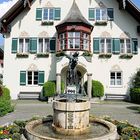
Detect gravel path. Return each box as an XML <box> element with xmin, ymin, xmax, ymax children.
<box><xmin>0</xmin><ymin>100</ymin><xmax>140</xmax><ymax>127</ymax></box>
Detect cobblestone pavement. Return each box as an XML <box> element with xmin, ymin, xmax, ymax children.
<box><xmin>0</xmin><ymin>100</ymin><xmax>140</xmax><ymax>127</ymax></box>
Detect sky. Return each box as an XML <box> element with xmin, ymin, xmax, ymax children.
<box><xmin>0</xmin><ymin>0</ymin><xmax>140</xmax><ymax>47</ymax></box>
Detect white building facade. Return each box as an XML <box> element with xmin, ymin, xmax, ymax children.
<box><xmin>0</xmin><ymin>0</ymin><xmax>140</xmax><ymax>99</ymax></box>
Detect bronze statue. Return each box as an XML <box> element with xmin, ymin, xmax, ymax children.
<box><xmin>65</xmin><ymin>52</ymin><xmax>79</xmax><ymax>85</ymax></box>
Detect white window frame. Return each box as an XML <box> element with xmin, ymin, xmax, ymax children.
<box><xmin>83</xmin><ymin>33</ymin><xmax>90</xmax><ymax>50</ymax></box>
<box><xmin>120</xmin><ymin>38</ymin><xmax>132</xmax><ymax>54</ymax></box>
<box><xmin>110</xmin><ymin>71</ymin><xmax>122</xmax><ymax>86</ymax></box>
<box><xmin>42</xmin><ymin>8</ymin><xmax>54</xmax><ymax>21</ymax></box>
<box><xmin>100</xmin><ymin>38</ymin><xmax>112</xmax><ymax>54</ymax></box>
<box><xmin>95</xmin><ymin>8</ymin><xmax>107</xmax><ymax>22</ymax></box>
<box><xmin>37</xmin><ymin>38</ymin><xmax>50</xmax><ymax>53</ymax></box>
<box><xmin>60</xmin><ymin>33</ymin><xmax>66</xmax><ymax>50</ymax></box>
<box><xmin>27</xmin><ymin>71</ymin><xmax>39</xmax><ymax>86</ymax></box>
<box><xmin>68</xmin><ymin>32</ymin><xmax>80</xmax><ymax>49</ymax></box>
<box><xmin>18</xmin><ymin>38</ymin><xmax>29</xmax><ymax>54</ymax></box>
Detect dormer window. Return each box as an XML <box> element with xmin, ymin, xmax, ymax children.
<box><xmin>89</xmin><ymin>8</ymin><xmax>114</xmax><ymax>22</ymax></box>
<box><xmin>36</xmin><ymin>8</ymin><xmax>61</xmax><ymax>22</ymax></box>
<box><xmin>43</xmin><ymin>8</ymin><xmax>54</xmax><ymax>21</ymax></box>
<box><xmin>96</xmin><ymin>8</ymin><xmax>107</xmax><ymax>21</ymax></box>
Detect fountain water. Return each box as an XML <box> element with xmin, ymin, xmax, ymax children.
<box><xmin>25</xmin><ymin>52</ymin><xmax>118</xmax><ymax>140</ymax></box>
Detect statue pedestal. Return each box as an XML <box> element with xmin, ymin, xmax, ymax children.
<box><xmin>66</xmin><ymin>85</ymin><xmax>77</xmax><ymax>94</ymax></box>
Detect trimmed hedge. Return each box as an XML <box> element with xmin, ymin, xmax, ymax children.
<box><xmin>43</xmin><ymin>81</ymin><xmax>65</xmax><ymax>97</ymax></box>
<box><xmin>130</xmin><ymin>88</ymin><xmax>140</xmax><ymax>103</ymax></box>
<box><xmin>84</xmin><ymin>80</ymin><xmax>104</xmax><ymax>97</ymax></box>
<box><xmin>0</xmin><ymin>86</ymin><xmax>13</xmax><ymax>117</ymax></box>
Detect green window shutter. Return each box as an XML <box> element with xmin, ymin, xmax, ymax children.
<box><xmin>30</xmin><ymin>38</ymin><xmax>37</xmax><ymax>53</ymax></box>
<box><xmin>112</xmin><ymin>38</ymin><xmax>120</xmax><ymax>54</ymax></box>
<box><xmin>132</xmin><ymin>38</ymin><xmax>138</xmax><ymax>54</ymax></box>
<box><xmin>20</xmin><ymin>71</ymin><xmax>26</xmax><ymax>85</ymax></box>
<box><xmin>89</xmin><ymin>8</ymin><xmax>95</xmax><ymax>20</ymax></box>
<box><xmin>54</xmin><ymin>8</ymin><xmax>61</xmax><ymax>20</ymax></box>
<box><xmin>12</xmin><ymin>38</ymin><xmax>18</xmax><ymax>53</ymax></box>
<box><xmin>38</xmin><ymin>71</ymin><xmax>44</xmax><ymax>85</ymax></box>
<box><xmin>36</xmin><ymin>8</ymin><xmax>42</xmax><ymax>20</ymax></box>
<box><xmin>107</xmin><ymin>8</ymin><xmax>114</xmax><ymax>21</ymax></box>
<box><xmin>93</xmin><ymin>38</ymin><xmax>100</xmax><ymax>53</ymax></box>
<box><xmin>50</xmin><ymin>38</ymin><xmax>56</xmax><ymax>52</ymax></box>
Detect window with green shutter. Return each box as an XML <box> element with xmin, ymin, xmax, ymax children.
<box><xmin>50</xmin><ymin>38</ymin><xmax>56</xmax><ymax>52</ymax></box>
<box><xmin>132</xmin><ymin>38</ymin><xmax>138</xmax><ymax>54</ymax></box>
<box><xmin>36</xmin><ymin>8</ymin><xmax>42</xmax><ymax>20</ymax></box>
<box><xmin>38</xmin><ymin>71</ymin><xmax>44</xmax><ymax>85</ymax></box>
<box><xmin>112</xmin><ymin>38</ymin><xmax>120</xmax><ymax>54</ymax></box>
<box><xmin>93</xmin><ymin>38</ymin><xmax>100</xmax><ymax>53</ymax></box>
<box><xmin>54</xmin><ymin>8</ymin><xmax>61</xmax><ymax>20</ymax></box>
<box><xmin>89</xmin><ymin>8</ymin><xmax>95</xmax><ymax>20</ymax></box>
<box><xmin>30</xmin><ymin>38</ymin><xmax>37</xmax><ymax>53</ymax></box>
<box><xmin>20</xmin><ymin>71</ymin><xmax>26</xmax><ymax>85</ymax></box>
<box><xmin>107</xmin><ymin>8</ymin><xmax>114</xmax><ymax>21</ymax></box>
<box><xmin>12</xmin><ymin>38</ymin><xmax>18</xmax><ymax>53</ymax></box>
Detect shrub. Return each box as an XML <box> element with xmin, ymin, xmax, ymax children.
<box><xmin>84</xmin><ymin>80</ymin><xmax>104</xmax><ymax>97</ymax></box>
<box><xmin>130</xmin><ymin>88</ymin><xmax>140</xmax><ymax>103</ymax></box>
<box><xmin>43</xmin><ymin>81</ymin><xmax>56</xmax><ymax>97</ymax></box>
<box><xmin>0</xmin><ymin>86</ymin><xmax>13</xmax><ymax>116</ymax></box>
<box><xmin>43</xmin><ymin>80</ymin><xmax>65</xmax><ymax>98</ymax></box>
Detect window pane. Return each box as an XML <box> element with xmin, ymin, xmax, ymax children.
<box><xmin>43</xmin><ymin>9</ymin><xmax>48</xmax><ymax>20</ymax></box>
<box><xmin>96</xmin><ymin>9</ymin><xmax>100</xmax><ymax>20</ymax></box>
<box><xmin>25</xmin><ymin>39</ymin><xmax>29</xmax><ymax>53</ymax></box>
<box><xmin>28</xmin><ymin>71</ymin><xmax>32</xmax><ymax>85</ymax></box>
<box><xmin>75</xmin><ymin>32</ymin><xmax>80</xmax><ymax>38</ymax></box>
<box><xmin>68</xmin><ymin>32</ymin><xmax>73</xmax><ymax>38</ymax></box>
<box><xmin>45</xmin><ymin>39</ymin><xmax>49</xmax><ymax>52</ymax></box>
<box><xmin>68</xmin><ymin>39</ymin><xmax>73</xmax><ymax>48</ymax></box>
<box><xmin>100</xmin><ymin>39</ymin><xmax>105</xmax><ymax>53</ymax></box>
<box><xmin>39</xmin><ymin>38</ymin><xmax>43</xmax><ymax>53</ymax></box>
<box><xmin>34</xmin><ymin>71</ymin><xmax>38</xmax><ymax>85</ymax></box>
<box><xmin>126</xmin><ymin>39</ymin><xmax>131</xmax><ymax>53</ymax></box>
<box><xmin>106</xmin><ymin>39</ymin><xmax>111</xmax><ymax>53</ymax></box>
<box><xmin>102</xmin><ymin>9</ymin><xmax>106</xmax><ymax>20</ymax></box>
<box><xmin>19</xmin><ymin>39</ymin><xmax>24</xmax><ymax>53</ymax></box>
<box><xmin>120</xmin><ymin>39</ymin><xmax>125</xmax><ymax>53</ymax></box>
<box><xmin>49</xmin><ymin>9</ymin><xmax>54</xmax><ymax>20</ymax></box>
<box><xmin>110</xmin><ymin>72</ymin><xmax>115</xmax><ymax>85</ymax></box>
<box><xmin>75</xmin><ymin>39</ymin><xmax>80</xmax><ymax>48</ymax></box>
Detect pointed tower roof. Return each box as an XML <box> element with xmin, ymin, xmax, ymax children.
<box><xmin>56</xmin><ymin>0</ymin><xmax>93</xmax><ymax>28</ymax></box>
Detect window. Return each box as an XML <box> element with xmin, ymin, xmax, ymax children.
<box><xmin>120</xmin><ymin>39</ymin><xmax>131</xmax><ymax>54</ymax></box>
<box><xmin>89</xmin><ymin>8</ymin><xmax>114</xmax><ymax>21</ymax></box>
<box><xmin>96</xmin><ymin>8</ymin><xmax>107</xmax><ymax>21</ymax></box>
<box><xmin>68</xmin><ymin>32</ymin><xmax>80</xmax><ymax>49</ymax></box>
<box><xmin>43</xmin><ymin>8</ymin><xmax>54</xmax><ymax>21</ymax></box>
<box><xmin>36</xmin><ymin>8</ymin><xmax>61</xmax><ymax>21</ymax></box>
<box><xmin>110</xmin><ymin>72</ymin><xmax>122</xmax><ymax>86</ymax></box>
<box><xmin>82</xmin><ymin>33</ymin><xmax>90</xmax><ymax>50</ymax></box>
<box><xmin>59</xmin><ymin>33</ymin><xmax>66</xmax><ymax>50</ymax></box>
<box><xmin>27</xmin><ymin>71</ymin><xmax>38</xmax><ymax>85</ymax></box>
<box><xmin>38</xmin><ymin>38</ymin><xmax>49</xmax><ymax>53</ymax></box>
<box><xmin>100</xmin><ymin>38</ymin><xmax>112</xmax><ymax>53</ymax></box>
<box><xmin>18</xmin><ymin>38</ymin><xmax>29</xmax><ymax>53</ymax></box>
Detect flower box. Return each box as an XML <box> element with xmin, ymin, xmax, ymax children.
<box><xmin>56</xmin><ymin>51</ymin><xmax>65</xmax><ymax>57</ymax></box>
<box><xmin>95</xmin><ymin>21</ymin><xmax>107</xmax><ymax>25</ymax></box>
<box><xmin>41</xmin><ymin>21</ymin><xmax>54</xmax><ymax>26</ymax></box>
<box><xmin>36</xmin><ymin>53</ymin><xmax>49</xmax><ymax>58</ymax></box>
<box><xmin>82</xmin><ymin>51</ymin><xmax>93</xmax><ymax>62</ymax></box>
<box><xmin>99</xmin><ymin>53</ymin><xmax>112</xmax><ymax>58</ymax></box>
<box><xmin>119</xmin><ymin>54</ymin><xmax>133</xmax><ymax>59</ymax></box>
<box><xmin>16</xmin><ymin>53</ymin><xmax>29</xmax><ymax>58</ymax></box>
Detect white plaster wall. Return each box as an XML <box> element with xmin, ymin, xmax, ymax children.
<box><xmin>3</xmin><ymin>0</ymin><xmax>140</xmax><ymax>99</ymax></box>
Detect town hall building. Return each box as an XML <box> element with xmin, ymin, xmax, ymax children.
<box><xmin>0</xmin><ymin>0</ymin><xmax>140</xmax><ymax>99</ymax></box>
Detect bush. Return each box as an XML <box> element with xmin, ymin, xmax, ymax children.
<box><xmin>43</xmin><ymin>81</ymin><xmax>56</xmax><ymax>97</ymax></box>
<box><xmin>0</xmin><ymin>86</ymin><xmax>13</xmax><ymax>116</ymax></box>
<box><xmin>43</xmin><ymin>80</ymin><xmax>65</xmax><ymax>98</ymax></box>
<box><xmin>130</xmin><ymin>88</ymin><xmax>140</xmax><ymax>103</ymax></box>
<box><xmin>84</xmin><ymin>80</ymin><xmax>104</xmax><ymax>97</ymax></box>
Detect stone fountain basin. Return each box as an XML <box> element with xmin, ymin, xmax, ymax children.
<box><xmin>25</xmin><ymin>117</ymin><xmax>118</xmax><ymax>140</ymax></box>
